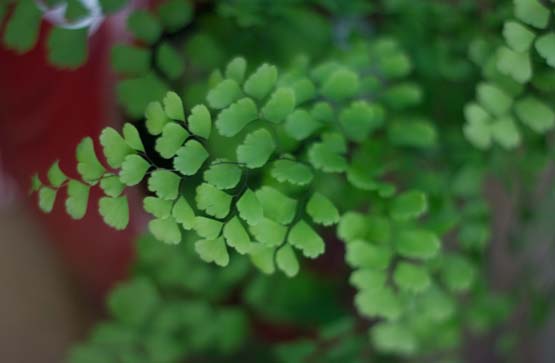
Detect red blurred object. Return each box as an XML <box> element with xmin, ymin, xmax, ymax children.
<box><xmin>0</xmin><ymin>20</ymin><xmax>140</xmax><ymax>302</ymax></box>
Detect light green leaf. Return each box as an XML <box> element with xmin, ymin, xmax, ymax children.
<box><xmin>149</xmin><ymin>217</ymin><xmax>181</xmax><ymax>244</ymax></box>
<box><xmin>496</xmin><ymin>46</ymin><xmax>532</xmax><ymax>83</ymax></box>
<box><xmin>256</xmin><ymin>186</ymin><xmax>297</xmax><ymax>225</ymax></box>
<box><xmin>237</xmin><ymin>189</ymin><xmax>263</xmax><ymax>226</ymax></box>
<box><xmin>76</xmin><ymin>137</ymin><xmax>106</xmax><ymax>183</ymax></box>
<box><xmin>111</xmin><ymin>44</ymin><xmax>150</xmax><ymax>75</ymax></box>
<box><xmin>127</xmin><ymin>10</ymin><xmax>162</xmax><ymax>44</ymax></box>
<box><xmin>345</xmin><ymin>240</ymin><xmax>392</xmax><ymax>270</ymax></box>
<box><xmin>355</xmin><ymin>287</ymin><xmax>401</xmax><ymax>320</ymax></box>
<box><xmin>39</xmin><ymin>187</ymin><xmax>57</xmax><ymax>213</ymax></box>
<box><xmin>271</xmin><ymin>158</ymin><xmax>313</xmax><ymax>186</ymax></box>
<box><xmin>390</xmin><ymin>190</ymin><xmax>428</xmax><ymax>221</ymax></box>
<box><xmin>306</xmin><ymin>193</ymin><xmax>339</xmax><ymax>226</ymax></box>
<box><xmin>117</xmin><ymin>73</ymin><xmax>169</xmax><ymax>118</ymax></box>
<box><xmin>122</xmin><ymin>123</ymin><xmax>145</xmax><ymax>152</ymax></box>
<box><xmin>100</xmin><ymin>127</ymin><xmax>134</xmax><ymax>169</ymax></box>
<box><xmin>388</xmin><ymin>119</ymin><xmax>438</xmax><ymax>148</ymax></box>
<box><xmin>514</xmin><ymin>0</ymin><xmax>550</xmax><ymax>29</ymax></box>
<box><xmin>207</xmin><ymin>79</ymin><xmax>243</xmax><ymax>109</ymax></box>
<box><xmin>65</xmin><ymin>180</ymin><xmax>90</xmax><ymax>220</ymax></box>
<box><xmin>503</xmin><ymin>21</ymin><xmax>536</xmax><ymax>52</ymax></box>
<box><xmin>477</xmin><ymin>83</ymin><xmax>513</xmax><ymax>116</ymax></box>
<box><xmin>99</xmin><ymin>196</ymin><xmax>129</xmax><ymax>230</ymax></box>
<box><xmin>441</xmin><ymin>255</ymin><xmax>477</xmax><ymax>292</ymax></box>
<box><xmin>535</xmin><ymin>33</ymin><xmax>555</xmax><ymax>68</ymax></box>
<box><xmin>249</xmin><ymin>218</ymin><xmax>287</xmax><ymax>246</ymax></box>
<box><xmin>188</xmin><ymin>104</ymin><xmax>212</xmax><ymax>139</ymax></box>
<box><xmin>147</xmin><ymin>170</ymin><xmax>181</xmax><ymax>200</ymax></box>
<box><xmin>107</xmin><ymin>278</ymin><xmax>159</xmax><ymax>326</ymax></box>
<box><xmin>276</xmin><ymin>244</ymin><xmax>299</xmax><ymax>277</ymax></box>
<box><xmin>119</xmin><ymin>155</ymin><xmax>150</xmax><ymax>186</ymax></box>
<box><xmin>155</xmin><ymin>123</ymin><xmax>189</xmax><ymax>159</ymax></box>
<box><xmin>393</xmin><ymin>262</ymin><xmax>431</xmax><ymax>292</ymax></box>
<box><xmin>173</xmin><ymin>140</ymin><xmax>209</xmax><ymax>175</ymax></box>
<box><xmin>225</xmin><ymin>57</ymin><xmax>247</xmax><ymax>83</ymax></box>
<box><xmin>100</xmin><ymin>175</ymin><xmax>125</xmax><ymax>197</ymax></box>
<box><xmin>244</xmin><ymin>63</ymin><xmax>278</xmax><ymax>100</ymax></box>
<box><xmin>3</xmin><ymin>0</ymin><xmax>41</xmax><ymax>53</ymax></box>
<box><xmin>195</xmin><ymin>238</ymin><xmax>229</xmax><ymax>267</ymax></box>
<box><xmin>491</xmin><ymin>116</ymin><xmax>521</xmax><ymax>149</ymax></box>
<box><xmin>47</xmin><ymin>161</ymin><xmax>67</xmax><ymax>188</ymax></box>
<box><xmin>156</xmin><ymin>43</ymin><xmax>184</xmax><ymax>80</ymax></box>
<box><xmin>337</xmin><ymin>212</ymin><xmax>367</xmax><ymax>242</ymax></box>
<box><xmin>172</xmin><ymin>197</ymin><xmax>195</xmax><ymax>230</ymax></box>
<box><xmin>30</xmin><ymin>174</ymin><xmax>42</xmax><ymax>193</ymax></box>
<box><xmin>339</xmin><ymin>101</ymin><xmax>384</xmax><ymax>142</ymax></box>
<box><xmin>284</xmin><ymin>109</ymin><xmax>321</xmax><ymax>141</ymax></box>
<box><xmin>195</xmin><ymin>183</ymin><xmax>232</xmax><ymax>219</ymax></box>
<box><xmin>145</xmin><ymin>101</ymin><xmax>170</xmax><ymax>135</ymax></box>
<box><xmin>237</xmin><ymin>129</ymin><xmax>275</xmax><ymax>169</ymax></box>
<box><xmin>321</xmin><ymin>68</ymin><xmax>359</xmax><ymax>101</ymax></box>
<box><xmin>249</xmin><ymin>245</ymin><xmax>275</xmax><ymax>274</ymax></box>
<box><xmin>291</xmin><ymin>78</ymin><xmax>316</xmax><ymax>104</ymax></box>
<box><xmin>383</xmin><ymin>82</ymin><xmax>422</xmax><ymax>110</ymax></box>
<box><xmin>157</xmin><ymin>0</ymin><xmax>192</xmax><ymax>32</ymax></box>
<box><xmin>311</xmin><ymin>102</ymin><xmax>334</xmax><ymax>123</ymax></box>
<box><xmin>203</xmin><ymin>160</ymin><xmax>242</xmax><ymax>190</ymax></box>
<box><xmin>223</xmin><ymin>217</ymin><xmax>252</xmax><ymax>254</ymax></box>
<box><xmin>371</xmin><ymin>322</ymin><xmax>417</xmax><ymax>355</ymax></box>
<box><xmin>261</xmin><ymin>88</ymin><xmax>296</xmax><ymax>124</ymax></box>
<box><xmin>143</xmin><ymin>196</ymin><xmax>173</xmax><ymax>218</ymax></box>
<box><xmin>194</xmin><ymin>216</ymin><xmax>223</xmax><ymax>239</ymax></box>
<box><xmin>514</xmin><ymin>96</ymin><xmax>555</xmax><ymax>133</ymax></box>
<box><xmin>396</xmin><ymin>229</ymin><xmax>440</xmax><ymax>260</ymax></box>
<box><xmin>215</xmin><ymin>98</ymin><xmax>258</xmax><ymax>137</ymax></box>
<box><xmin>464</xmin><ymin>104</ymin><xmax>492</xmax><ymax>149</ymax></box>
<box><xmin>47</xmin><ymin>28</ymin><xmax>87</xmax><ymax>68</ymax></box>
<box><xmin>288</xmin><ymin>220</ymin><xmax>324</xmax><ymax>258</ymax></box>
<box><xmin>163</xmin><ymin>92</ymin><xmax>185</xmax><ymax>121</ymax></box>
<box><xmin>350</xmin><ymin>269</ymin><xmax>387</xmax><ymax>291</ymax></box>
<box><xmin>98</xmin><ymin>0</ymin><xmax>128</xmax><ymax>14</ymax></box>
<box><xmin>308</xmin><ymin>142</ymin><xmax>347</xmax><ymax>173</ymax></box>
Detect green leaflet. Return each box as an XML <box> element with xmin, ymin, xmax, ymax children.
<box><xmin>288</xmin><ymin>220</ymin><xmax>325</xmax><ymax>258</ymax></box>
<box><xmin>100</xmin><ymin>127</ymin><xmax>135</xmax><ymax>169</ymax></box>
<box><xmin>355</xmin><ymin>286</ymin><xmax>401</xmax><ymax>320</ymax></box>
<box><xmin>100</xmin><ymin>175</ymin><xmax>126</xmax><ymax>197</ymax></box>
<box><xmin>514</xmin><ymin>97</ymin><xmax>555</xmax><ymax>133</ymax></box>
<box><xmin>47</xmin><ymin>161</ymin><xmax>67</xmax><ymax>188</ymax></box>
<box><xmin>388</xmin><ymin>119</ymin><xmax>437</xmax><ymax>148</ymax></box>
<box><xmin>195</xmin><ymin>237</ymin><xmax>229</xmax><ymax>267</ymax></box>
<box><xmin>276</xmin><ymin>244</ymin><xmax>300</xmax><ymax>277</ymax></box>
<box><xmin>491</xmin><ymin>116</ymin><xmax>521</xmax><ymax>149</ymax></box>
<box><xmin>236</xmin><ymin>189</ymin><xmax>263</xmax><ymax>226</ymax></box>
<box><xmin>393</xmin><ymin>262</ymin><xmax>431</xmax><ymax>292</ymax></box>
<box><xmin>345</xmin><ymin>240</ymin><xmax>392</xmax><ymax>270</ymax></box>
<box><xmin>338</xmin><ymin>212</ymin><xmax>367</xmax><ymax>242</ymax></box>
<box><xmin>514</xmin><ymin>0</ymin><xmax>550</xmax><ymax>29</ymax></box>
<box><xmin>193</xmin><ymin>216</ymin><xmax>223</xmax><ymax>239</ymax></box>
<box><xmin>155</xmin><ymin>123</ymin><xmax>189</xmax><ymax>159</ymax></box>
<box><xmin>396</xmin><ymin>229</ymin><xmax>440</xmax><ymax>260</ymax></box>
<box><xmin>143</xmin><ymin>196</ymin><xmax>173</xmax><ymax>218</ymax></box>
<box><xmin>503</xmin><ymin>21</ymin><xmax>535</xmax><ymax>52</ymax></box>
<box><xmin>119</xmin><ymin>155</ymin><xmax>150</xmax><ymax>186</ymax></box>
<box><xmin>76</xmin><ymin>137</ymin><xmax>106</xmax><ymax>183</ymax></box>
<box><xmin>122</xmin><ymin>123</ymin><xmax>145</xmax><ymax>152</ymax></box>
<box><xmin>39</xmin><ymin>187</ymin><xmax>57</xmax><ymax>213</ymax></box>
<box><xmin>65</xmin><ymin>180</ymin><xmax>90</xmax><ymax>220</ymax></box>
<box><xmin>382</xmin><ymin>82</ymin><xmax>422</xmax><ymax>109</ymax></box>
<box><xmin>47</xmin><ymin>28</ymin><xmax>88</xmax><ymax>69</ymax></box>
<box><xmin>464</xmin><ymin>103</ymin><xmax>492</xmax><ymax>149</ymax></box>
<box><xmin>261</xmin><ymin>88</ymin><xmax>296</xmax><ymax>124</ymax></box>
<box><xmin>147</xmin><ymin>170</ymin><xmax>181</xmax><ymax>200</ymax></box>
<box><xmin>117</xmin><ymin>73</ymin><xmax>169</xmax><ymax>118</ymax></box>
<box><xmin>476</xmin><ymin>83</ymin><xmax>512</xmax><ymax>117</ymax></box>
<box><xmin>215</xmin><ymin>98</ymin><xmax>258</xmax><ymax>137</ymax></box>
<box><xmin>306</xmin><ymin>193</ymin><xmax>339</xmax><ymax>226</ymax></box>
<box><xmin>271</xmin><ymin>158</ymin><xmax>313</xmax><ymax>186</ymax></box>
<box><xmin>156</xmin><ymin>43</ymin><xmax>185</xmax><ymax>80</ymax></box>
<box><xmin>441</xmin><ymin>254</ymin><xmax>476</xmax><ymax>292</ymax></box>
<box><xmin>236</xmin><ymin>129</ymin><xmax>276</xmax><ymax>168</ymax></box>
<box><xmin>207</xmin><ymin>79</ymin><xmax>243</xmax><ymax>109</ymax></box>
<box><xmin>149</xmin><ymin>217</ymin><xmax>182</xmax><ymax>244</ymax></box>
<box><xmin>111</xmin><ymin>44</ymin><xmax>151</xmax><ymax>75</ymax></box>
<box><xmin>291</xmin><ymin>78</ymin><xmax>316</xmax><ymax>105</ymax></box>
<box><xmin>127</xmin><ymin>10</ymin><xmax>162</xmax><ymax>44</ymax></box>
<box><xmin>107</xmin><ymin>278</ymin><xmax>160</xmax><ymax>326</ymax></box>
<box><xmin>256</xmin><ymin>186</ymin><xmax>297</xmax><ymax>225</ymax></box>
<box><xmin>390</xmin><ymin>190</ymin><xmax>428</xmax><ymax>221</ymax></box>
<box><xmin>339</xmin><ymin>101</ymin><xmax>384</xmax><ymax>142</ymax></box>
<box><xmin>174</xmin><ymin>140</ymin><xmax>209</xmax><ymax>176</ymax></box>
<box><xmin>3</xmin><ymin>0</ymin><xmax>41</xmax><ymax>53</ymax></box>
<box><xmin>188</xmin><ymin>104</ymin><xmax>212</xmax><ymax>139</ymax></box>
<box><xmin>195</xmin><ymin>183</ymin><xmax>232</xmax><ymax>219</ymax></box>
<box><xmin>244</xmin><ymin>63</ymin><xmax>278</xmax><ymax>100</ymax></box>
<box><xmin>99</xmin><ymin>0</ymin><xmax>128</xmax><ymax>13</ymax></box>
<box><xmin>99</xmin><ymin>196</ymin><xmax>129</xmax><ymax>230</ymax></box>
<box><xmin>308</xmin><ymin>141</ymin><xmax>347</xmax><ymax>173</ymax></box>
<box><xmin>30</xmin><ymin>174</ymin><xmax>42</xmax><ymax>193</ymax></box>
<box><xmin>321</xmin><ymin>68</ymin><xmax>359</xmax><ymax>101</ymax></box>
<box><xmin>350</xmin><ymin>269</ymin><xmax>387</xmax><ymax>291</ymax></box>
<box><xmin>371</xmin><ymin>322</ymin><xmax>417</xmax><ymax>355</ymax></box>
<box><xmin>535</xmin><ymin>33</ymin><xmax>555</xmax><ymax>68</ymax></box>
<box><xmin>496</xmin><ymin>46</ymin><xmax>532</xmax><ymax>83</ymax></box>
<box><xmin>223</xmin><ymin>217</ymin><xmax>252</xmax><ymax>254</ymax></box>
<box><xmin>249</xmin><ymin>218</ymin><xmax>287</xmax><ymax>246</ymax></box>
<box><xmin>172</xmin><ymin>197</ymin><xmax>195</xmax><ymax>230</ymax></box>
<box><xmin>145</xmin><ymin>101</ymin><xmax>170</xmax><ymax>135</ymax></box>
<box><xmin>157</xmin><ymin>0</ymin><xmax>193</xmax><ymax>32</ymax></box>
<box><xmin>163</xmin><ymin>92</ymin><xmax>185</xmax><ymax>121</ymax></box>
<box><xmin>284</xmin><ymin>109</ymin><xmax>321</xmax><ymax>141</ymax></box>
<box><xmin>203</xmin><ymin>160</ymin><xmax>242</xmax><ymax>190</ymax></box>
<box><xmin>225</xmin><ymin>57</ymin><xmax>247</xmax><ymax>83</ymax></box>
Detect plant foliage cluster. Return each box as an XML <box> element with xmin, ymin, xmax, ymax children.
<box><xmin>2</xmin><ymin>0</ymin><xmax>555</xmax><ymax>362</ymax></box>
